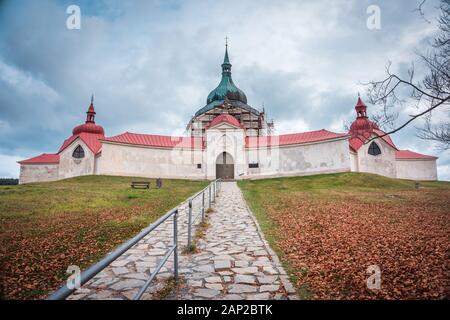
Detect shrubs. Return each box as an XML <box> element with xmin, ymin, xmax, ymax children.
<box><xmin>0</xmin><ymin>178</ymin><xmax>18</xmax><ymax>185</ymax></box>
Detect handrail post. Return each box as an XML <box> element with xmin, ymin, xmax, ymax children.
<box><xmin>48</xmin><ymin>207</ymin><xmax>180</xmax><ymax>300</ymax></box>
<box><xmin>209</xmin><ymin>185</ymin><xmax>211</xmax><ymax>209</ymax></box>
<box><xmin>201</xmin><ymin>191</ymin><xmax>205</xmax><ymax>222</ymax></box>
<box><xmin>187</xmin><ymin>199</ymin><xmax>192</xmax><ymax>253</ymax></box>
<box><xmin>213</xmin><ymin>181</ymin><xmax>216</xmax><ymax>202</ymax></box>
<box><xmin>173</xmin><ymin>209</ymin><xmax>178</xmax><ymax>280</ymax></box>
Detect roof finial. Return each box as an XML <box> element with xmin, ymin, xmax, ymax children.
<box><xmin>86</xmin><ymin>94</ymin><xmax>96</xmax><ymax>123</ymax></box>
<box><xmin>357</xmin><ymin>91</ymin><xmax>360</xmax><ymax>98</ymax></box>
<box><xmin>222</xmin><ymin>37</ymin><xmax>231</xmax><ymax>68</ymax></box>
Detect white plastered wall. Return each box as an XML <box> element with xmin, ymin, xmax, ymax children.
<box><xmin>205</xmin><ymin>124</ymin><xmax>246</xmax><ymax>179</ymax></box>
<box><xmin>58</xmin><ymin>138</ymin><xmax>96</xmax><ymax>180</ymax></box>
<box><xmin>19</xmin><ymin>163</ymin><xmax>59</xmax><ymax>184</ymax></box>
<box><xmin>356</xmin><ymin>137</ymin><xmax>397</xmax><ymax>178</ymax></box>
<box><xmin>97</xmin><ymin>142</ymin><xmax>205</xmax><ymax>179</ymax></box>
<box><xmin>350</xmin><ymin>151</ymin><xmax>358</xmax><ymax>172</ymax></box>
<box><xmin>245</xmin><ymin>137</ymin><xmax>351</xmax><ymax>179</ymax></box>
<box><xmin>396</xmin><ymin>159</ymin><xmax>438</xmax><ymax>180</ymax></box>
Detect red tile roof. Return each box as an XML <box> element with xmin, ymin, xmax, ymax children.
<box><xmin>72</xmin><ymin>122</ymin><xmax>104</xmax><ymax>135</ymax></box>
<box><xmin>246</xmin><ymin>129</ymin><xmax>348</xmax><ymax>148</ymax></box>
<box><xmin>373</xmin><ymin>129</ymin><xmax>397</xmax><ymax>149</ymax></box>
<box><xmin>103</xmin><ymin>132</ymin><xmax>204</xmax><ymax>149</ymax></box>
<box><xmin>395</xmin><ymin>149</ymin><xmax>438</xmax><ymax>160</ymax></box>
<box><xmin>103</xmin><ymin>130</ymin><xmax>346</xmax><ymax>149</ymax></box>
<box><xmin>59</xmin><ymin>132</ymin><xmax>104</xmax><ymax>155</ymax></box>
<box><xmin>20</xmin><ymin>132</ymin><xmax>103</xmax><ymax>165</ymax></box>
<box><xmin>207</xmin><ymin>114</ymin><xmax>243</xmax><ymax>129</ymax></box>
<box><xmin>349</xmin><ymin>129</ymin><xmax>397</xmax><ymax>152</ymax></box>
<box><xmin>18</xmin><ymin>153</ymin><xmax>60</xmax><ymax>164</ymax></box>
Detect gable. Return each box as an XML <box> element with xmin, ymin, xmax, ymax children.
<box><xmin>356</xmin><ymin>135</ymin><xmax>397</xmax><ymax>158</ymax></box>
<box><xmin>59</xmin><ymin>136</ymin><xmax>94</xmax><ymax>158</ymax></box>
<box><xmin>209</xmin><ymin>122</ymin><xmax>242</xmax><ymax>130</ymax></box>
<box><xmin>59</xmin><ymin>132</ymin><xmax>103</xmax><ymax>155</ymax></box>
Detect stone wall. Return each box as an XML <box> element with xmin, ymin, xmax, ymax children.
<box><xmin>396</xmin><ymin>159</ymin><xmax>438</xmax><ymax>181</ymax></box>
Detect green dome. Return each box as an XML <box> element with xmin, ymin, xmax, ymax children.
<box><xmin>206</xmin><ymin>46</ymin><xmax>247</xmax><ymax>104</ymax></box>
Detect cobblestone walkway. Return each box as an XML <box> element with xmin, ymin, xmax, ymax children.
<box><xmin>68</xmin><ymin>182</ymin><xmax>297</xmax><ymax>300</ymax></box>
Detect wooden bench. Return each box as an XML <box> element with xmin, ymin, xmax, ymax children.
<box><xmin>131</xmin><ymin>181</ymin><xmax>150</xmax><ymax>189</ymax></box>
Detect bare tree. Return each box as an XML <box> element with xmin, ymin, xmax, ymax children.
<box><xmin>416</xmin><ymin>114</ymin><xmax>450</xmax><ymax>150</ymax></box>
<box><xmin>364</xmin><ymin>0</ymin><xmax>450</xmax><ymax>150</ymax></box>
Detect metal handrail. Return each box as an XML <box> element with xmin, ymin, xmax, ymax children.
<box><xmin>48</xmin><ymin>178</ymin><xmax>222</xmax><ymax>299</ymax></box>
<box><xmin>48</xmin><ymin>208</ymin><xmax>179</xmax><ymax>300</ymax></box>
<box><xmin>186</xmin><ymin>179</ymin><xmax>221</xmax><ymax>252</ymax></box>
<box><xmin>189</xmin><ymin>179</ymin><xmax>219</xmax><ymax>201</ymax></box>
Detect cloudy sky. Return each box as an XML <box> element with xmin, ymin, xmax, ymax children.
<box><xmin>0</xmin><ymin>0</ymin><xmax>449</xmax><ymax>180</ymax></box>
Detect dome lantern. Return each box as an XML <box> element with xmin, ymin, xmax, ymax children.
<box><xmin>206</xmin><ymin>42</ymin><xmax>248</xmax><ymax>105</ymax></box>
<box><xmin>72</xmin><ymin>95</ymin><xmax>105</xmax><ymax>136</ymax></box>
<box><xmin>349</xmin><ymin>95</ymin><xmax>379</xmax><ymax>136</ymax></box>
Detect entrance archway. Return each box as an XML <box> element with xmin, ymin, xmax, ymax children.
<box><xmin>216</xmin><ymin>152</ymin><xmax>234</xmax><ymax>179</ymax></box>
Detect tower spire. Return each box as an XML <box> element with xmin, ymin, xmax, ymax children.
<box><xmin>355</xmin><ymin>94</ymin><xmax>367</xmax><ymax>118</ymax></box>
<box><xmin>222</xmin><ymin>37</ymin><xmax>231</xmax><ymax>71</ymax></box>
<box><xmin>205</xmin><ymin>39</ymin><xmax>247</xmax><ymax>105</ymax></box>
<box><xmin>86</xmin><ymin>95</ymin><xmax>96</xmax><ymax>123</ymax></box>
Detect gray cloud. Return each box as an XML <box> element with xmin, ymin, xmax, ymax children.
<box><xmin>0</xmin><ymin>0</ymin><xmax>448</xmax><ymax>179</ymax></box>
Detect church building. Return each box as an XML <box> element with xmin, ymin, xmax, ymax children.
<box><xmin>18</xmin><ymin>46</ymin><xmax>438</xmax><ymax>183</ymax></box>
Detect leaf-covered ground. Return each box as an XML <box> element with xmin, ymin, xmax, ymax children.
<box><xmin>0</xmin><ymin>176</ymin><xmax>207</xmax><ymax>300</ymax></box>
<box><xmin>239</xmin><ymin>173</ymin><xmax>450</xmax><ymax>299</ymax></box>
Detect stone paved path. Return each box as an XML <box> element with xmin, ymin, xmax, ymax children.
<box><xmin>68</xmin><ymin>182</ymin><xmax>297</xmax><ymax>300</ymax></box>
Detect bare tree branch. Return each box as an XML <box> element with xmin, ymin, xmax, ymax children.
<box><xmin>367</xmin><ymin>96</ymin><xmax>450</xmax><ymax>142</ymax></box>
<box><xmin>415</xmin><ymin>115</ymin><xmax>450</xmax><ymax>150</ymax></box>
<box><xmin>412</xmin><ymin>0</ymin><xmax>432</xmax><ymax>23</ymax></box>
<box><xmin>360</xmin><ymin>0</ymin><xmax>450</xmax><ymax>150</ymax></box>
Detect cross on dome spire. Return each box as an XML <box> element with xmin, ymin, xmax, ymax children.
<box><xmin>222</xmin><ymin>38</ymin><xmax>231</xmax><ymax>70</ymax></box>
<box><xmin>205</xmin><ymin>40</ymin><xmax>247</xmax><ymax>105</ymax></box>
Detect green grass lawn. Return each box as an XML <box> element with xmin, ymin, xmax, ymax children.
<box><xmin>0</xmin><ymin>175</ymin><xmax>207</xmax><ymax>300</ymax></box>
<box><xmin>238</xmin><ymin>172</ymin><xmax>450</xmax><ymax>299</ymax></box>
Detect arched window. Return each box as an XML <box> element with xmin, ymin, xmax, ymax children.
<box><xmin>72</xmin><ymin>145</ymin><xmax>85</xmax><ymax>159</ymax></box>
<box><xmin>368</xmin><ymin>142</ymin><xmax>381</xmax><ymax>156</ymax></box>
